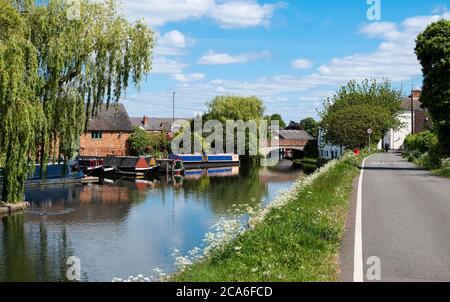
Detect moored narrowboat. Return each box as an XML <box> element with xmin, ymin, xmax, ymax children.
<box><xmin>102</xmin><ymin>156</ymin><xmax>158</xmax><ymax>176</ymax></box>
<box><xmin>77</xmin><ymin>157</ymin><xmax>104</xmax><ymax>175</ymax></box>
<box><xmin>169</xmin><ymin>153</ymin><xmax>239</xmax><ymax>169</ymax></box>
<box><xmin>0</xmin><ymin>162</ymin><xmax>84</xmax><ymax>187</ymax></box>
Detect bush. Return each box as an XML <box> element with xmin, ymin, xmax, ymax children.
<box><xmin>403</xmin><ymin>131</ymin><xmax>438</xmax><ymax>156</ymax></box>
<box><xmin>403</xmin><ymin>131</ymin><xmax>449</xmax><ymax>173</ymax></box>
<box><xmin>439</xmin><ymin>158</ymin><xmax>450</xmax><ymax>177</ymax></box>
<box><xmin>293</xmin><ymin>158</ymin><xmax>318</xmax><ymax>175</ymax></box>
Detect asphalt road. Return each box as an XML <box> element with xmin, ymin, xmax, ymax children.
<box><xmin>340</xmin><ymin>151</ymin><xmax>450</xmax><ymax>282</ymax></box>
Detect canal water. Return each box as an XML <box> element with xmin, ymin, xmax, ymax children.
<box><xmin>0</xmin><ymin>161</ymin><xmax>303</xmax><ymax>282</ymax></box>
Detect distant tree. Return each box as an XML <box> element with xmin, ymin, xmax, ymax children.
<box><xmin>128</xmin><ymin>127</ymin><xmax>152</xmax><ymax>156</ymax></box>
<box><xmin>300</xmin><ymin>117</ymin><xmax>319</xmax><ymax>138</ymax></box>
<box><xmin>321</xmin><ymin>105</ymin><xmax>389</xmax><ymax>149</ymax></box>
<box><xmin>415</xmin><ymin>20</ymin><xmax>450</xmax><ymax>156</ymax></box>
<box><xmin>268</xmin><ymin>113</ymin><xmax>286</xmax><ymax>129</ymax></box>
<box><xmin>320</xmin><ymin>79</ymin><xmax>403</xmax><ymax>148</ymax></box>
<box><xmin>285</xmin><ymin>121</ymin><xmax>302</xmax><ymax>130</ymax></box>
<box><xmin>204</xmin><ymin>96</ymin><xmax>264</xmax><ymax>161</ymax></box>
<box><xmin>148</xmin><ymin>132</ymin><xmax>170</xmax><ymax>158</ymax></box>
<box><xmin>206</xmin><ymin>95</ymin><xmax>264</xmax><ymax>122</ymax></box>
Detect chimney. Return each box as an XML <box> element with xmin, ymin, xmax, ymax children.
<box><xmin>411</xmin><ymin>89</ymin><xmax>421</xmax><ymax>100</ymax></box>
<box><xmin>142</xmin><ymin>115</ymin><xmax>149</xmax><ymax>126</ymax></box>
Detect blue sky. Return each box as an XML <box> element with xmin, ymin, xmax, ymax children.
<box><xmin>118</xmin><ymin>0</ymin><xmax>450</xmax><ymax>122</ymax></box>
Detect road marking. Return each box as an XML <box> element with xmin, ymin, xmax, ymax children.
<box><xmin>353</xmin><ymin>155</ymin><xmax>374</xmax><ymax>282</ymax></box>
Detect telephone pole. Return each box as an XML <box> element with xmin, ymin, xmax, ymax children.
<box><xmin>172</xmin><ymin>92</ymin><xmax>176</xmax><ymax>125</ymax></box>
<box><xmin>410</xmin><ymin>85</ymin><xmax>414</xmax><ymax>135</ymax></box>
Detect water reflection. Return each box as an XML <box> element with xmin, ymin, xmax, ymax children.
<box><xmin>0</xmin><ymin>161</ymin><xmax>303</xmax><ymax>281</ymax></box>
<box><xmin>0</xmin><ymin>214</ymin><xmax>74</xmax><ymax>282</ymax></box>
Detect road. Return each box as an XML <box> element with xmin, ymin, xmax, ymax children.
<box><xmin>340</xmin><ymin>151</ymin><xmax>450</xmax><ymax>282</ymax></box>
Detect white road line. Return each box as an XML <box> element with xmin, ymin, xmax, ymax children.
<box><xmin>353</xmin><ymin>155</ymin><xmax>373</xmax><ymax>282</ymax></box>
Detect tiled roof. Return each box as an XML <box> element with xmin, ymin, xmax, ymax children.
<box><xmin>273</xmin><ymin>130</ymin><xmax>317</xmax><ymax>140</ymax></box>
<box><xmin>130</xmin><ymin>117</ymin><xmax>185</xmax><ymax>132</ymax></box>
<box><xmin>86</xmin><ymin>104</ymin><xmax>133</xmax><ymax>132</ymax></box>
<box><xmin>400</xmin><ymin>97</ymin><xmax>424</xmax><ymax>111</ymax></box>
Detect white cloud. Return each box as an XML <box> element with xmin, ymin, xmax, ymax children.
<box><xmin>172</xmin><ymin>73</ymin><xmax>205</xmax><ymax>82</ymax></box>
<box><xmin>359</xmin><ymin>22</ymin><xmax>400</xmax><ymax>40</ymax></box>
<box><xmin>152</xmin><ymin>57</ymin><xmax>187</xmax><ymax>74</ymax></box>
<box><xmin>155</xmin><ymin>30</ymin><xmax>195</xmax><ymax>56</ymax></box>
<box><xmin>291</xmin><ymin>59</ymin><xmax>313</xmax><ymax>70</ymax></box>
<box><xmin>198</xmin><ymin>50</ymin><xmax>270</xmax><ymax>65</ymax></box>
<box><xmin>115</xmin><ymin>0</ymin><xmax>284</xmax><ymax>28</ymax></box>
<box><xmin>210</xmin><ymin>1</ymin><xmax>285</xmax><ymax>29</ymax></box>
<box><xmin>126</xmin><ymin>11</ymin><xmax>450</xmax><ymax>121</ymax></box>
<box><xmin>122</xmin><ymin>0</ymin><xmax>214</xmax><ymax>27</ymax></box>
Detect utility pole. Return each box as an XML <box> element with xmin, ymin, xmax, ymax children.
<box><xmin>411</xmin><ymin>86</ymin><xmax>414</xmax><ymax>135</ymax></box>
<box><xmin>172</xmin><ymin>92</ymin><xmax>176</xmax><ymax>125</ymax></box>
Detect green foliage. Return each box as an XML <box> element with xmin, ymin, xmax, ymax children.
<box><xmin>403</xmin><ymin>131</ymin><xmax>438</xmax><ymax>156</ymax></box>
<box><xmin>203</xmin><ymin>96</ymin><xmax>265</xmax><ymax>160</ymax></box>
<box><xmin>128</xmin><ymin>127</ymin><xmax>151</xmax><ymax>156</ymax></box>
<box><xmin>403</xmin><ymin>131</ymin><xmax>442</xmax><ymax>169</ymax></box>
<box><xmin>0</xmin><ymin>0</ymin><xmax>155</xmax><ymax>202</ymax></box>
<box><xmin>415</xmin><ymin>20</ymin><xmax>450</xmax><ymax>156</ymax></box>
<box><xmin>300</xmin><ymin>117</ymin><xmax>319</xmax><ymax>138</ymax></box>
<box><xmin>439</xmin><ymin>158</ymin><xmax>450</xmax><ymax>177</ymax></box>
<box><xmin>320</xmin><ymin>79</ymin><xmax>403</xmax><ymax>149</ymax></box>
<box><xmin>128</xmin><ymin>127</ymin><xmax>170</xmax><ymax>157</ymax></box>
<box><xmin>265</xmin><ymin>113</ymin><xmax>286</xmax><ymax>129</ymax></box>
<box><xmin>303</xmin><ymin>140</ymin><xmax>319</xmax><ymax>158</ymax></box>
<box><xmin>321</xmin><ymin>104</ymin><xmax>390</xmax><ymax>149</ymax></box>
<box><xmin>206</xmin><ymin>96</ymin><xmax>264</xmax><ymax>122</ymax></box>
<box><xmin>147</xmin><ymin>132</ymin><xmax>170</xmax><ymax>158</ymax></box>
<box><xmin>293</xmin><ymin>158</ymin><xmax>317</xmax><ymax>174</ymax></box>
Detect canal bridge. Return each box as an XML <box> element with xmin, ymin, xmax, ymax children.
<box><xmin>259</xmin><ymin>130</ymin><xmax>316</xmax><ymax>156</ymax></box>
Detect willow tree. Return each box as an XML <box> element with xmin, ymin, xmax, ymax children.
<box><xmin>0</xmin><ymin>0</ymin><xmax>154</xmax><ymax>203</ymax></box>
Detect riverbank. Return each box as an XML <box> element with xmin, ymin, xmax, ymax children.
<box><xmin>0</xmin><ymin>201</ymin><xmax>30</xmax><ymax>215</ymax></box>
<box><xmin>173</xmin><ymin>152</ymin><xmax>370</xmax><ymax>282</ymax></box>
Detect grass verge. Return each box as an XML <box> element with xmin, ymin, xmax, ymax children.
<box><xmin>173</xmin><ymin>152</ymin><xmax>369</xmax><ymax>282</ymax></box>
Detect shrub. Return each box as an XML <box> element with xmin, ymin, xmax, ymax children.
<box><xmin>440</xmin><ymin>158</ymin><xmax>450</xmax><ymax>177</ymax></box>
<box><xmin>403</xmin><ymin>131</ymin><xmax>438</xmax><ymax>156</ymax></box>
<box><xmin>403</xmin><ymin>131</ymin><xmax>447</xmax><ymax>172</ymax></box>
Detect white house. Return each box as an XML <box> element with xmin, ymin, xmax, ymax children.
<box><xmin>317</xmin><ymin>128</ymin><xmax>345</xmax><ymax>160</ymax></box>
<box><xmin>378</xmin><ymin>90</ymin><xmax>432</xmax><ymax>150</ymax></box>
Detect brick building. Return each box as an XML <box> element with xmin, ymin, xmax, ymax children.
<box><xmin>79</xmin><ymin>104</ymin><xmax>133</xmax><ymax>157</ymax></box>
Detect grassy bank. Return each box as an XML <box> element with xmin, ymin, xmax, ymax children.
<box><xmin>173</xmin><ymin>152</ymin><xmax>368</xmax><ymax>282</ymax></box>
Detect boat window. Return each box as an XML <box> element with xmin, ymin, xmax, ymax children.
<box><xmin>91</xmin><ymin>131</ymin><xmax>103</xmax><ymax>139</ymax></box>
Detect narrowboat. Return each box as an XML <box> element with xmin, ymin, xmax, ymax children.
<box><xmin>169</xmin><ymin>154</ymin><xmax>239</xmax><ymax>169</ymax></box>
<box><xmin>102</xmin><ymin>156</ymin><xmax>158</xmax><ymax>176</ymax></box>
<box><xmin>77</xmin><ymin>157</ymin><xmax>104</xmax><ymax>175</ymax></box>
<box><xmin>0</xmin><ymin>162</ymin><xmax>84</xmax><ymax>186</ymax></box>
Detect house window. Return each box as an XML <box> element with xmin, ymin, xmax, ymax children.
<box><xmin>91</xmin><ymin>131</ymin><xmax>103</xmax><ymax>139</ymax></box>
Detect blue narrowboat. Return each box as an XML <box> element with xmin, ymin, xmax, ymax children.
<box><xmin>169</xmin><ymin>153</ymin><xmax>240</xmax><ymax>169</ymax></box>
<box><xmin>0</xmin><ymin>162</ymin><xmax>84</xmax><ymax>186</ymax></box>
